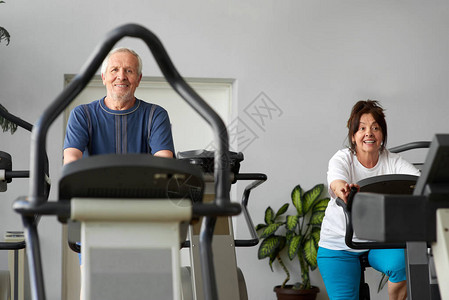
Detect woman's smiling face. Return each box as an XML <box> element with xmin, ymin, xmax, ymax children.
<box><xmin>352</xmin><ymin>113</ymin><xmax>383</xmax><ymax>155</ymax></box>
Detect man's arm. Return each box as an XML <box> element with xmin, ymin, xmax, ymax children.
<box><xmin>63</xmin><ymin>148</ymin><xmax>83</xmax><ymax>165</ymax></box>
<box><xmin>154</xmin><ymin>149</ymin><xmax>173</xmax><ymax>158</ymax></box>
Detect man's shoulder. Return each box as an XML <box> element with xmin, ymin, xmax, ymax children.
<box><xmin>74</xmin><ymin>99</ymin><xmax>101</xmax><ymax>111</ymax></box>
<box><xmin>136</xmin><ymin>99</ymin><xmax>166</xmax><ymax>114</ymax></box>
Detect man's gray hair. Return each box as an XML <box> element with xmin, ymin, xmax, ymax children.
<box><xmin>100</xmin><ymin>47</ymin><xmax>142</xmax><ymax>76</ymax></box>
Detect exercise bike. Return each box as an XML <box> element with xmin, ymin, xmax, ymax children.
<box><xmin>338</xmin><ymin>136</ymin><xmax>449</xmax><ymax>299</ymax></box>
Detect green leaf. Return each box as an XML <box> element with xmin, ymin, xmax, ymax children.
<box><xmin>0</xmin><ymin>26</ymin><xmax>10</xmax><ymax>46</ymax></box>
<box><xmin>310</xmin><ymin>227</ymin><xmax>321</xmax><ymax>246</ymax></box>
<box><xmin>260</xmin><ymin>223</ymin><xmax>282</xmax><ymax>239</ymax></box>
<box><xmin>264</xmin><ymin>207</ymin><xmax>274</xmax><ymax>225</ymax></box>
<box><xmin>255</xmin><ymin>224</ymin><xmax>267</xmax><ymax>231</ymax></box>
<box><xmin>303</xmin><ymin>184</ymin><xmax>324</xmax><ymax>214</ymax></box>
<box><xmin>285</xmin><ymin>230</ymin><xmax>294</xmax><ymax>244</ymax></box>
<box><xmin>275</xmin><ymin>203</ymin><xmax>289</xmax><ymax>219</ymax></box>
<box><xmin>268</xmin><ymin>248</ymin><xmax>278</xmax><ymax>270</ymax></box>
<box><xmin>268</xmin><ymin>237</ymin><xmax>286</xmax><ymax>271</ymax></box>
<box><xmin>303</xmin><ymin>237</ymin><xmax>318</xmax><ymax>270</ymax></box>
<box><xmin>288</xmin><ymin>235</ymin><xmax>301</xmax><ymax>260</ymax></box>
<box><xmin>258</xmin><ymin>236</ymin><xmax>281</xmax><ymax>259</ymax></box>
<box><xmin>312</xmin><ymin>198</ymin><xmax>330</xmax><ymax>213</ymax></box>
<box><xmin>269</xmin><ymin>256</ymin><xmax>275</xmax><ymax>271</ymax></box>
<box><xmin>310</xmin><ymin>198</ymin><xmax>330</xmax><ymax>225</ymax></box>
<box><xmin>291</xmin><ymin>185</ymin><xmax>304</xmax><ymax>216</ymax></box>
<box><xmin>286</xmin><ymin>215</ymin><xmax>298</xmax><ymax>231</ymax></box>
<box><xmin>310</xmin><ymin>210</ymin><xmax>325</xmax><ymax>225</ymax></box>
<box><xmin>278</xmin><ymin>236</ymin><xmax>286</xmax><ymax>251</ymax></box>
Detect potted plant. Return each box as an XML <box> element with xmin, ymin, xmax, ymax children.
<box><xmin>256</xmin><ymin>183</ymin><xmax>329</xmax><ymax>300</ymax></box>
<box><xmin>0</xmin><ymin>1</ymin><xmax>11</xmax><ymax>46</ymax></box>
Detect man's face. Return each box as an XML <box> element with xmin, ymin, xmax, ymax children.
<box><xmin>102</xmin><ymin>51</ymin><xmax>142</xmax><ymax>102</ymax></box>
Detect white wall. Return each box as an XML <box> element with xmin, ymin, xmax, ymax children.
<box><xmin>1</xmin><ymin>1</ymin><xmax>449</xmax><ymax>299</ymax></box>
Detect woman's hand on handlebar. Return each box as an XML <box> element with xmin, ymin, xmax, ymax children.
<box><xmin>340</xmin><ymin>183</ymin><xmax>360</xmax><ymax>203</ymax></box>
<box><xmin>331</xmin><ymin>180</ymin><xmax>360</xmax><ymax>203</ymax></box>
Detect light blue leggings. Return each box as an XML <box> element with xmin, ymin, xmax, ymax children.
<box><xmin>317</xmin><ymin>247</ymin><xmax>406</xmax><ymax>300</ymax></box>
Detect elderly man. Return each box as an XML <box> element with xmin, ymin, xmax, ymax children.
<box><xmin>63</xmin><ymin>47</ymin><xmax>174</xmax><ymax>164</ymax></box>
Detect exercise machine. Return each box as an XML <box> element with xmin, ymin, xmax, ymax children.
<box><xmin>0</xmin><ymin>151</ymin><xmax>29</xmax><ymax>300</ymax></box>
<box><xmin>349</xmin><ymin>134</ymin><xmax>449</xmax><ymax>299</ymax></box>
<box><xmin>11</xmin><ymin>23</ymin><xmax>265</xmax><ymax>300</ymax></box>
<box><xmin>336</xmin><ymin>141</ymin><xmax>432</xmax><ymax>299</ymax></box>
<box><xmin>0</xmin><ymin>107</ymin><xmax>47</xmax><ymax>300</ymax></box>
<box><xmin>177</xmin><ymin>150</ymin><xmax>266</xmax><ymax>300</ymax></box>
<box><xmin>337</xmin><ymin>174</ymin><xmax>420</xmax><ymax>299</ymax></box>
<box><xmin>64</xmin><ymin>150</ymin><xmax>266</xmax><ymax>300</ymax></box>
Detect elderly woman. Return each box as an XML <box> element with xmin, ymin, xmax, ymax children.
<box><xmin>317</xmin><ymin>100</ymin><xmax>420</xmax><ymax>300</ymax></box>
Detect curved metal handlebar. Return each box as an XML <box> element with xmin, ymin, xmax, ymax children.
<box><xmin>389</xmin><ymin>141</ymin><xmax>431</xmax><ymax>153</ymax></box>
<box><xmin>26</xmin><ymin>23</ymin><xmax>230</xmax><ymax>208</ymax></box>
<box><xmin>234</xmin><ymin>173</ymin><xmax>267</xmax><ymax>247</ymax></box>
<box><xmin>0</xmin><ymin>241</ymin><xmax>26</xmax><ymax>250</ymax></box>
<box><xmin>181</xmin><ymin>173</ymin><xmax>267</xmax><ymax>248</ymax></box>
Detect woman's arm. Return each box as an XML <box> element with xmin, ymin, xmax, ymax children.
<box><xmin>330</xmin><ymin>179</ymin><xmax>359</xmax><ymax>203</ymax></box>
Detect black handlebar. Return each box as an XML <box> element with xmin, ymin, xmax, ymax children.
<box><xmin>389</xmin><ymin>141</ymin><xmax>431</xmax><ymax>153</ymax></box>
<box><xmin>0</xmin><ymin>241</ymin><xmax>26</xmax><ymax>250</ymax></box>
<box><xmin>234</xmin><ymin>173</ymin><xmax>267</xmax><ymax>247</ymax></box>
<box><xmin>181</xmin><ymin>173</ymin><xmax>267</xmax><ymax>248</ymax></box>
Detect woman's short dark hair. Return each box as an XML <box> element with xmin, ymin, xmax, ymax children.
<box><xmin>347</xmin><ymin>100</ymin><xmax>387</xmax><ymax>154</ymax></box>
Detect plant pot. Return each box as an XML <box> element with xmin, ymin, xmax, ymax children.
<box><xmin>273</xmin><ymin>285</ymin><xmax>320</xmax><ymax>300</ymax></box>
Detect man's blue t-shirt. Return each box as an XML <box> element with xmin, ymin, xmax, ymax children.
<box><xmin>64</xmin><ymin>98</ymin><xmax>175</xmax><ymax>156</ymax></box>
